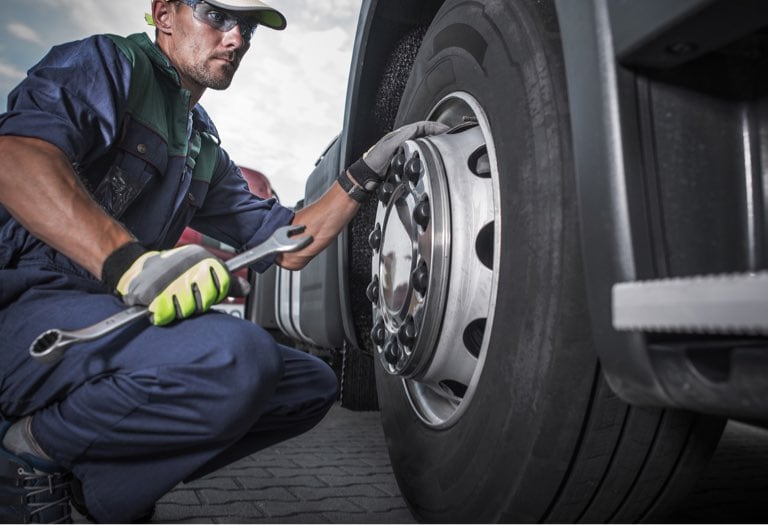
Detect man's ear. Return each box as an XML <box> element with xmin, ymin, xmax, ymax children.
<box><xmin>152</xmin><ymin>0</ymin><xmax>174</xmax><ymax>35</ymax></box>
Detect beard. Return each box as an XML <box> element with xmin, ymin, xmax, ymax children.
<box><xmin>186</xmin><ymin>56</ymin><xmax>239</xmax><ymax>90</ymax></box>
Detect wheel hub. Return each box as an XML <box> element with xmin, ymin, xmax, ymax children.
<box><xmin>366</xmin><ymin>92</ymin><xmax>500</xmax><ymax>427</ymax></box>
<box><xmin>367</xmin><ymin>137</ymin><xmax>451</xmax><ymax>377</ymax></box>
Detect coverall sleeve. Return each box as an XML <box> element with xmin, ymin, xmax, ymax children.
<box><xmin>0</xmin><ymin>35</ymin><xmax>131</xmax><ymax>169</ymax></box>
<box><xmin>190</xmin><ymin>148</ymin><xmax>295</xmax><ymax>273</ymax></box>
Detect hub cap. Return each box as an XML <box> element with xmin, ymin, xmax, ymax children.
<box><xmin>368</xmin><ymin>92</ymin><xmax>500</xmax><ymax>427</ymax></box>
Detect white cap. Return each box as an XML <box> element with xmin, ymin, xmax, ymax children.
<box><xmin>205</xmin><ymin>0</ymin><xmax>287</xmax><ymax>30</ymax></box>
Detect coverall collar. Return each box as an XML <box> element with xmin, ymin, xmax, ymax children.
<box><xmin>125</xmin><ymin>32</ymin><xmax>221</xmax><ymax>142</ymax></box>
<box><xmin>129</xmin><ymin>32</ymin><xmax>184</xmax><ymax>88</ymax></box>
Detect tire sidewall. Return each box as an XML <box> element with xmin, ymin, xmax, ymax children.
<box><xmin>375</xmin><ymin>0</ymin><xmax>596</xmax><ymax>521</ymax></box>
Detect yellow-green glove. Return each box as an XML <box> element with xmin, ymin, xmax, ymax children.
<box><xmin>106</xmin><ymin>244</ymin><xmax>232</xmax><ymax>326</ymax></box>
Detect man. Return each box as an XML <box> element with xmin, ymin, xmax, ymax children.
<box><xmin>0</xmin><ymin>0</ymin><xmax>447</xmax><ymax>522</ymax></box>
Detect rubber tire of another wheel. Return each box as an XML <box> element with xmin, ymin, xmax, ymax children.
<box><xmin>374</xmin><ymin>0</ymin><xmax>725</xmax><ymax>522</ymax></box>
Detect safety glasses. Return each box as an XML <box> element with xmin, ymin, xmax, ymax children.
<box><xmin>179</xmin><ymin>0</ymin><xmax>258</xmax><ymax>43</ymax></box>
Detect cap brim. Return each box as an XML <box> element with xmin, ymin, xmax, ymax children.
<box><xmin>204</xmin><ymin>0</ymin><xmax>287</xmax><ymax>30</ymax></box>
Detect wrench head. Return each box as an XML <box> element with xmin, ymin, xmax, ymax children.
<box><xmin>272</xmin><ymin>224</ymin><xmax>313</xmax><ymax>252</ymax></box>
<box><xmin>29</xmin><ymin>329</ymin><xmax>67</xmax><ymax>364</ymax></box>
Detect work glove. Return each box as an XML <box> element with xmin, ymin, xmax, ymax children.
<box><xmin>338</xmin><ymin>120</ymin><xmax>449</xmax><ymax>202</ymax></box>
<box><xmin>102</xmin><ymin>242</ymin><xmax>246</xmax><ymax>326</ymax></box>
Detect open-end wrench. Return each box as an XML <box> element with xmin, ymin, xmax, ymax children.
<box><xmin>29</xmin><ymin>224</ymin><xmax>312</xmax><ymax>365</ymax></box>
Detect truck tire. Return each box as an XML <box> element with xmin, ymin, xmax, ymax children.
<box><xmin>370</xmin><ymin>0</ymin><xmax>726</xmax><ymax>521</ymax></box>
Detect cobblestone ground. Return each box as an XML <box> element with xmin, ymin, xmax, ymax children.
<box><xmin>71</xmin><ymin>407</ymin><xmax>768</xmax><ymax>523</ymax></box>
<box><xmin>152</xmin><ymin>404</ymin><xmax>415</xmax><ymax>524</ymax></box>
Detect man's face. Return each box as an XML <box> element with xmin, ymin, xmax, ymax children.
<box><xmin>166</xmin><ymin>1</ymin><xmax>252</xmax><ymax>92</ymax></box>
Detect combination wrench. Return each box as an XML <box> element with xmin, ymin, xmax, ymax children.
<box><xmin>29</xmin><ymin>224</ymin><xmax>312</xmax><ymax>364</ymax></box>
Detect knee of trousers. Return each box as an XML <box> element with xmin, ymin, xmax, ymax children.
<box><xmin>312</xmin><ymin>363</ymin><xmax>339</xmax><ymax>424</ymax></box>
<box><xmin>280</xmin><ymin>345</ymin><xmax>339</xmax><ymax>415</ymax></box>
<box><xmin>164</xmin><ymin>318</ymin><xmax>286</xmax><ymax>442</ymax></box>
<box><xmin>313</xmin><ymin>357</ymin><xmax>340</xmax><ymax>409</ymax></box>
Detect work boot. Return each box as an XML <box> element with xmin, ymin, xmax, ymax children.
<box><xmin>0</xmin><ymin>422</ymin><xmax>72</xmax><ymax>524</ymax></box>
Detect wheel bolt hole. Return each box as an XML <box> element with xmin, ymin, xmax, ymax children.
<box><xmin>439</xmin><ymin>380</ymin><xmax>468</xmax><ymax>399</ymax></box>
<box><xmin>476</xmin><ymin>221</ymin><xmax>494</xmax><ymax>270</ymax></box>
<box><xmin>463</xmin><ymin>318</ymin><xmax>486</xmax><ymax>359</ymax></box>
<box><xmin>468</xmin><ymin>145</ymin><xmax>491</xmax><ymax>178</ymax></box>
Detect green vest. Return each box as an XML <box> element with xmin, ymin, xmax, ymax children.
<box><xmin>105</xmin><ymin>32</ymin><xmax>220</xmax><ymax>184</ymax></box>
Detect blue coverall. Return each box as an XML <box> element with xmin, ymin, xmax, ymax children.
<box><xmin>0</xmin><ymin>33</ymin><xmax>338</xmax><ymax>522</ymax></box>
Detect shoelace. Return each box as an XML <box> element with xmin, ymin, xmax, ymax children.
<box><xmin>18</xmin><ymin>467</ymin><xmax>73</xmax><ymax>524</ymax></box>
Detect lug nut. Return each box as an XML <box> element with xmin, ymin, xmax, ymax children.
<box><xmin>368</xmin><ymin>224</ymin><xmax>382</xmax><ymax>251</ymax></box>
<box><xmin>370</xmin><ymin>319</ymin><xmax>386</xmax><ymax>347</ymax></box>
<box><xmin>384</xmin><ymin>340</ymin><xmax>400</xmax><ymax>365</ymax></box>
<box><xmin>378</xmin><ymin>182</ymin><xmax>394</xmax><ymax>205</ymax></box>
<box><xmin>412</xmin><ymin>261</ymin><xmax>428</xmax><ymax>294</ymax></box>
<box><xmin>413</xmin><ymin>197</ymin><xmax>430</xmax><ymax>230</ymax></box>
<box><xmin>390</xmin><ymin>148</ymin><xmax>405</xmax><ymax>179</ymax></box>
<box><xmin>397</xmin><ymin>316</ymin><xmax>417</xmax><ymax>347</ymax></box>
<box><xmin>366</xmin><ymin>276</ymin><xmax>380</xmax><ymax>303</ymax></box>
<box><xmin>404</xmin><ymin>152</ymin><xmax>421</xmax><ymax>184</ymax></box>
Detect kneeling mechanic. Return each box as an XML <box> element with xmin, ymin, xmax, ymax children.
<box><xmin>0</xmin><ymin>0</ymin><xmax>447</xmax><ymax>522</ymax></box>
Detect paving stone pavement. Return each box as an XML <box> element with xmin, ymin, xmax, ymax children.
<box><xmin>150</xmin><ymin>403</ymin><xmax>416</xmax><ymax>524</ymax></box>
<box><xmin>149</xmin><ymin>413</ymin><xmax>767</xmax><ymax>523</ymax></box>
<box><xmin>71</xmin><ymin>403</ymin><xmax>768</xmax><ymax>523</ymax></box>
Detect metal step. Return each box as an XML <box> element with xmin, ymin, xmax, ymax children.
<box><xmin>612</xmin><ymin>272</ymin><xmax>768</xmax><ymax>335</ymax></box>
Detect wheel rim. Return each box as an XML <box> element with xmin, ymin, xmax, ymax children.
<box><xmin>368</xmin><ymin>92</ymin><xmax>501</xmax><ymax>428</ymax></box>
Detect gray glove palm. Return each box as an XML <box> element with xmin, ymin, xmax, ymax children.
<box><xmin>339</xmin><ymin>120</ymin><xmax>449</xmax><ymax>202</ymax></box>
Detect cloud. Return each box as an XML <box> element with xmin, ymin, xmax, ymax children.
<box><xmin>7</xmin><ymin>22</ymin><xmax>45</xmax><ymax>46</ymax></box>
<box><xmin>202</xmin><ymin>24</ymin><xmax>353</xmax><ymax>205</ymax></box>
<box><xmin>286</xmin><ymin>0</ymin><xmax>361</xmax><ymax>29</ymax></box>
<box><xmin>52</xmin><ymin>0</ymin><xmax>151</xmax><ymax>37</ymax></box>
<box><xmin>0</xmin><ymin>60</ymin><xmax>25</xmax><ymax>79</ymax></box>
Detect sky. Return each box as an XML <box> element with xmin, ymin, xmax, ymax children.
<box><xmin>0</xmin><ymin>0</ymin><xmax>361</xmax><ymax>206</ymax></box>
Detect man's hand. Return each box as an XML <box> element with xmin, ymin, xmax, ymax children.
<box><xmin>103</xmin><ymin>243</ymin><xmax>239</xmax><ymax>326</ymax></box>
<box><xmin>338</xmin><ymin>120</ymin><xmax>449</xmax><ymax>202</ymax></box>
